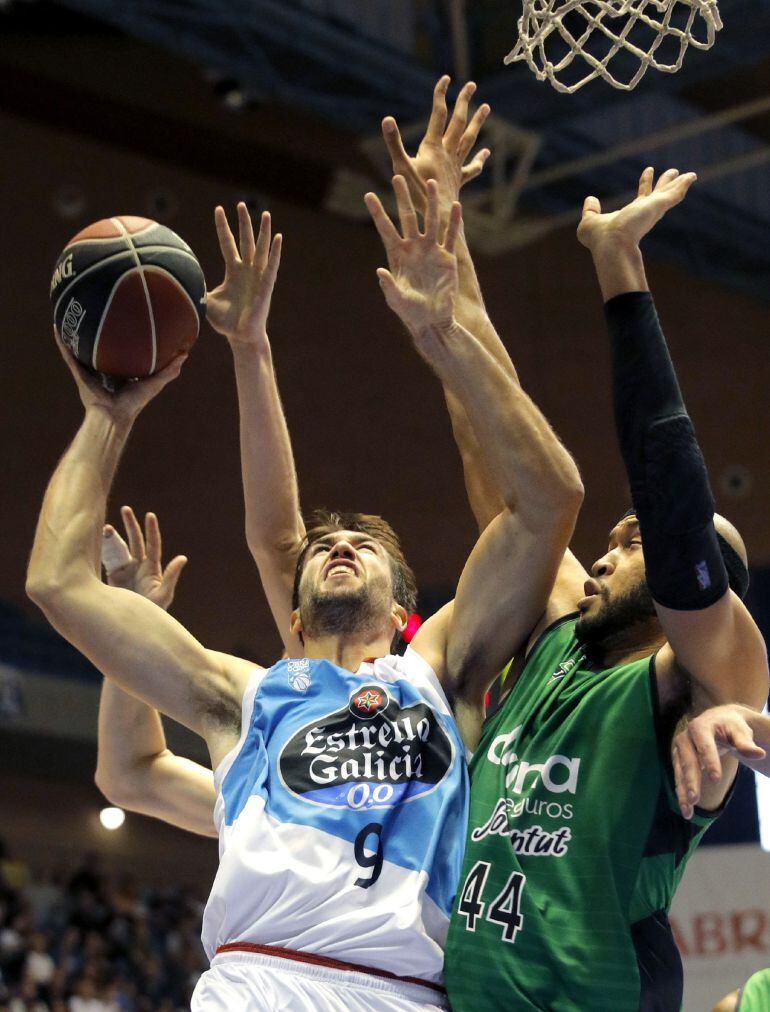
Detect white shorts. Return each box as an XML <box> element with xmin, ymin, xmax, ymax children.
<box><xmin>191</xmin><ymin>949</ymin><xmax>448</xmax><ymax>1012</ymax></box>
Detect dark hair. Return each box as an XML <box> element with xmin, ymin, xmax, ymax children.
<box><xmin>292</xmin><ymin>509</ymin><xmax>418</xmax><ymax>617</ymax></box>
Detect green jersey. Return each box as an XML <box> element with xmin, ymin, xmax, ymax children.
<box><xmin>444</xmin><ymin>615</ymin><xmax>723</xmax><ymax>1011</ymax></box>
<box><xmin>738</xmin><ymin>968</ymin><xmax>770</xmax><ymax>1011</ymax></box>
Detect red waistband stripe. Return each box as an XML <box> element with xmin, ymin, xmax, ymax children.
<box><xmin>215</xmin><ymin>942</ymin><xmax>446</xmax><ymax>996</ymax></box>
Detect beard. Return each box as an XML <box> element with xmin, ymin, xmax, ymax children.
<box><xmin>300</xmin><ymin>582</ymin><xmax>386</xmax><ymax>641</ymax></box>
<box><xmin>574</xmin><ymin>578</ymin><xmax>657</xmax><ymax>655</ymax></box>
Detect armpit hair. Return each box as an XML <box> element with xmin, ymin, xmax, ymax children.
<box><xmin>195</xmin><ymin>685</ymin><xmax>242</xmax><ymax>735</ymax></box>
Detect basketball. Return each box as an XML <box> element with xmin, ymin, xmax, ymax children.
<box><xmin>50</xmin><ymin>216</ymin><xmax>207</xmax><ymax>379</ymax></box>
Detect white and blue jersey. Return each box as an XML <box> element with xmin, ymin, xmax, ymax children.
<box><xmin>201</xmin><ymin>647</ymin><xmax>469</xmax><ymax>985</ymax></box>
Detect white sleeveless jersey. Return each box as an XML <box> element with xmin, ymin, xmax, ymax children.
<box><xmin>201</xmin><ymin>648</ymin><xmax>469</xmax><ymax>985</ymax></box>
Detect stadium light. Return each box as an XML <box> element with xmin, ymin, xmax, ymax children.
<box><xmin>99</xmin><ymin>806</ymin><xmax>125</xmax><ymax>831</ymax></box>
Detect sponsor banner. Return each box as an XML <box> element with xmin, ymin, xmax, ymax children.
<box><xmin>671</xmin><ymin>844</ymin><xmax>770</xmax><ymax>1011</ymax></box>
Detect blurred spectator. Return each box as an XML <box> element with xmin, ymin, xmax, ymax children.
<box><xmin>0</xmin><ymin>853</ymin><xmax>206</xmax><ymax>1011</ymax></box>
<box><xmin>0</xmin><ymin>840</ymin><xmax>29</xmax><ymax>892</ymax></box>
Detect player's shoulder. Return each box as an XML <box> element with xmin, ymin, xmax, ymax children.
<box><xmin>376</xmin><ymin>648</ymin><xmax>458</xmax><ymax>727</ymax></box>
<box><xmin>209</xmin><ymin>649</ymin><xmax>265</xmax><ymax>680</ymax></box>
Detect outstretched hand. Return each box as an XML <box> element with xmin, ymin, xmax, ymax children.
<box><xmin>102</xmin><ymin>506</ymin><xmax>187</xmax><ymax>611</ymax></box>
<box><xmin>578</xmin><ymin>167</ymin><xmax>696</xmax><ymax>255</ymax></box>
<box><xmin>207</xmin><ymin>203</ymin><xmax>282</xmax><ymax>346</ymax></box>
<box><xmin>365</xmin><ymin>176</ymin><xmax>462</xmax><ymax>339</ymax></box>
<box><xmin>55</xmin><ymin>329</ymin><xmax>186</xmax><ymax>424</ymax></box>
<box><xmin>382</xmin><ymin>76</ymin><xmax>490</xmax><ymax>217</ymax></box>
<box><xmin>672</xmin><ymin>704</ymin><xmax>767</xmax><ymax>820</ymax></box>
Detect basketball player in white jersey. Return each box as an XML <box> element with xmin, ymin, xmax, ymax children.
<box><xmin>90</xmin><ymin>77</ymin><xmax>499</xmax><ymax>838</ymax></box>
<box><xmin>91</xmin><ymin>78</ymin><xmax>502</xmax><ymax>839</ymax></box>
<box><xmin>28</xmin><ymin>180</ymin><xmax>583</xmax><ymax>1010</ymax></box>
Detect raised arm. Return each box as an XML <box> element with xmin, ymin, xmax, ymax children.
<box><xmin>207</xmin><ymin>205</ymin><xmax>305</xmax><ymax>657</ymax></box>
<box><xmin>578</xmin><ymin>167</ymin><xmax>769</xmax><ymax>804</ymax></box>
<box><xmin>365</xmin><ymin>181</ymin><xmax>583</xmax><ymax>736</ymax></box>
<box><xmin>382</xmin><ymin>76</ymin><xmax>507</xmax><ymax>531</ymax></box>
<box><xmin>383</xmin><ymin>77</ymin><xmax>590</xmax><ymax>627</ymax></box>
<box><xmin>26</xmin><ymin>344</ymin><xmax>253</xmax><ymax>770</ymax></box>
<box><xmin>96</xmin><ymin>508</ymin><xmax>216</xmax><ymax>837</ymax></box>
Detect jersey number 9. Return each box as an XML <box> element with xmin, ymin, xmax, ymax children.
<box><xmin>354</xmin><ymin>823</ymin><xmax>383</xmax><ymax>889</ymax></box>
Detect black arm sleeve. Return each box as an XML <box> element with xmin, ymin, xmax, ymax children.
<box><xmin>605</xmin><ymin>291</ymin><xmax>728</xmax><ymax>610</ymax></box>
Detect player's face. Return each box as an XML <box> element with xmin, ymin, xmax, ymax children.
<box><xmin>296</xmin><ymin>531</ymin><xmax>395</xmax><ymax>638</ymax></box>
<box><xmin>574</xmin><ymin>516</ymin><xmax>657</xmax><ymax>647</ymax></box>
<box><xmin>302</xmin><ymin>530</ymin><xmax>391</xmax><ymax>592</ymax></box>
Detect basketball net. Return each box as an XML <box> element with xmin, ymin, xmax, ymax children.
<box><xmin>504</xmin><ymin>0</ymin><xmax>722</xmax><ymax>92</ymax></box>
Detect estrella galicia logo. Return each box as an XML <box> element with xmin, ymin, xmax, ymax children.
<box><xmin>279</xmin><ymin>683</ymin><xmax>453</xmax><ymax>811</ymax></box>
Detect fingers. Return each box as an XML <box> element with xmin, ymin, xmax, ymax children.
<box><xmin>690</xmin><ymin>722</ymin><xmax>723</xmax><ymax>783</ymax></box>
<box><xmin>120</xmin><ymin>505</ymin><xmax>146</xmax><ymax>562</ymax></box>
<box><xmin>393</xmin><ymin>175</ymin><xmax>419</xmax><ymax>239</ymax></box>
<box><xmin>654</xmin><ymin>171</ymin><xmax>696</xmax><ymax>212</ymax></box>
<box><xmin>670</xmin><ymin>171</ymin><xmax>697</xmax><ymax>203</ymax></box>
<box><xmin>245</xmin><ymin>234</ymin><xmax>282</xmax><ymax>331</ymax></box>
<box><xmin>425</xmin><ymin>75</ymin><xmax>450</xmax><ymax>144</ymax></box>
<box><xmin>214</xmin><ymin>206</ymin><xmax>239</xmax><ymax>267</ymax></box>
<box><xmin>672</xmin><ymin>741</ymin><xmax>693</xmax><ymax>820</ymax></box>
<box><xmin>375</xmin><ymin>267</ymin><xmax>401</xmax><ymax>312</ymax></box>
<box><xmin>641</xmin><ymin>167</ymin><xmax>696</xmax><ymax>206</ymax></box>
<box><xmin>730</xmin><ymin>720</ymin><xmax>767</xmax><ymax>760</ymax></box>
<box><xmin>581</xmin><ymin>195</ymin><xmax>601</xmax><ymax>218</ymax></box>
<box><xmin>263</xmin><ymin>233</ymin><xmax>282</xmax><ymax>291</ymax></box>
<box><xmin>254</xmin><ymin>210</ymin><xmax>271</xmax><ymax>268</ymax></box>
<box><xmin>637</xmin><ymin>166</ymin><xmax>654</xmax><ymax>198</ymax></box>
<box><xmin>144</xmin><ymin>511</ymin><xmax>162</xmax><ymax>567</ymax></box>
<box><xmin>461</xmin><ymin>147</ymin><xmax>491</xmax><ymax>184</ymax></box>
<box><xmin>161</xmin><ymin>555</ymin><xmax>188</xmax><ymax>605</ymax></box>
<box><xmin>381</xmin><ymin>117</ymin><xmax>411</xmax><ymax>173</ymax></box>
<box><xmin>364</xmin><ymin>191</ymin><xmax>401</xmax><ymax>250</ymax></box>
<box><xmin>102</xmin><ymin>524</ymin><xmax>132</xmax><ymax>580</ymax></box>
<box><xmin>53</xmin><ymin>327</ymin><xmax>104</xmax><ymax>394</ymax></box>
<box><xmin>654</xmin><ymin>167</ymin><xmax>680</xmax><ymax>191</ymax></box>
<box><xmin>444</xmin><ymin>201</ymin><xmax>463</xmax><ymax>255</ymax></box>
<box><xmin>445</xmin><ymin>80</ymin><xmax>476</xmax><ymax>151</ymax></box>
<box><xmin>673</xmin><ymin>732</ymin><xmax>702</xmax><ymax>819</ymax></box>
<box><xmin>457</xmin><ymin>105</ymin><xmax>491</xmax><ymax>164</ymax></box>
<box><xmin>237</xmin><ymin>202</ymin><xmax>257</xmax><ymax>263</ymax></box>
<box><xmin>134</xmin><ymin>353</ymin><xmax>187</xmax><ymax>401</ymax></box>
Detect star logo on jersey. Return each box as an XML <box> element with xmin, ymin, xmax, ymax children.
<box><xmin>349</xmin><ymin>685</ymin><xmax>387</xmax><ymax>720</ymax></box>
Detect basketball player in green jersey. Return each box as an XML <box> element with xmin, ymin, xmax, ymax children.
<box><xmin>434</xmin><ymin>164</ymin><xmax>770</xmax><ymax>1009</ymax></box>
<box><xmin>380</xmin><ymin>79</ymin><xmax>767</xmax><ymax>1007</ymax></box>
